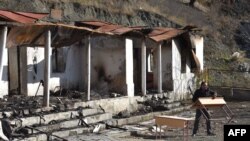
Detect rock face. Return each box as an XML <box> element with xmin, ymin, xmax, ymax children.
<box><xmin>0</xmin><ymin>0</ymin><xmax>180</xmax><ymax>27</ymax></box>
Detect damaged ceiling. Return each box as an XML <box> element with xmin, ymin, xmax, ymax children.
<box><xmin>5</xmin><ymin>21</ymin><xmax>193</xmax><ymax>48</ymax></box>
<box><xmin>1</xmin><ymin>10</ymin><xmax>200</xmax><ymax>69</ymax></box>
<box><xmin>0</xmin><ymin>9</ymin><xmax>196</xmax><ymax>48</ymax></box>
<box><xmin>7</xmin><ymin>23</ymin><xmax>93</xmax><ymax>48</ymax></box>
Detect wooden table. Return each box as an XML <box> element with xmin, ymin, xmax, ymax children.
<box><xmin>192</xmin><ymin>97</ymin><xmax>234</xmax><ymax>123</ymax></box>
<box><xmin>154</xmin><ymin>115</ymin><xmax>194</xmax><ymax>141</ymax></box>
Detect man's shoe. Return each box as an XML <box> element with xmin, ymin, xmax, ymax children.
<box><xmin>192</xmin><ymin>134</ymin><xmax>196</xmax><ymax>137</ymax></box>
<box><xmin>207</xmin><ymin>132</ymin><xmax>216</xmax><ymax>136</ymax></box>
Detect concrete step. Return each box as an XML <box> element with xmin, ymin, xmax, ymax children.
<box><xmin>16</xmin><ymin>117</ymin><xmax>110</xmax><ymax>141</ymax></box>
<box><xmin>14</xmin><ymin>105</ymin><xmax>191</xmax><ymax>141</ymax></box>
<box><xmin>109</xmin><ymin>105</ymin><xmax>192</xmax><ymax>126</ymax></box>
<box><xmin>27</xmin><ymin>112</ymin><xmax>112</xmax><ymax>134</ymax></box>
<box><xmin>16</xmin><ymin>126</ymin><xmax>95</xmax><ymax>141</ymax></box>
<box><xmin>0</xmin><ymin>101</ymin><xmax>77</xmax><ymax>119</ymax></box>
<box><xmin>11</xmin><ymin>108</ymin><xmax>100</xmax><ymax>127</ymax></box>
<box><xmin>0</xmin><ymin>107</ymin><xmax>54</xmax><ymax>118</ymax></box>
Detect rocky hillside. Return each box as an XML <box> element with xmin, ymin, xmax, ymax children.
<box><xmin>1</xmin><ymin>0</ymin><xmax>250</xmax><ymax>88</ymax></box>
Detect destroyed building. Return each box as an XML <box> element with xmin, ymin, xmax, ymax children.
<box><xmin>0</xmin><ymin>9</ymin><xmax>203</xmax><ymax>102</ymax></box>
<box><xmin>0</xmin><ymin>9</ymin><xmax>204</xmax><ymax>140</ymax></box>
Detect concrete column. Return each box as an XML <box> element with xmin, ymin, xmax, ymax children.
<box><xmin>43</xmin><ymin>30</ymin><xmax>51</xmax><ymax>107</ymax></box>
<box><xmin>141</xmin><ymin>40</ymin><xmax>146</xmax><ymax>95</ymax></box>
<box><xmin>125</xmin><ymin>38</ymin><xmax>134</xmax><ymax>97</ymax></box>
<box><xmin>195</xmin><ymin>37</ymin><xmax>204</xmax><ymax>71</ymax></box>
<box><xmin>157</xmin><ymin>44</ymin><xmax>162</xmax><ymax>93</ymax></box>
<box><xmin>0</xmin><ymin>26</ymin><xmax>7</xmax><ymax>82</ymax></box>
<box><xmin>87</xmin><ymin>36</ymin><xmax>91</xmax><ymax>101</ymax></box>
<box><xmin>191</xmin><ymin>35</ymin><xmax>204</xmax><ymax>71</ymax></box>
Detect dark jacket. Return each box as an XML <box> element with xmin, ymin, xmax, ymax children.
<box><xmin>192</xmin><ymin>88</ymin><xmax>215</xmax><ymax>102</ymax></box>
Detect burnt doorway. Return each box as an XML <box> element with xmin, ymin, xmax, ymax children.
<box><xmin>133</xmin><ymin>47</ymin><xmax>141</xmax><ymax>95</ymax></box>
<box><xmin>8</xmin><ymin>46</ymin><xmax>27</xmax><ymax>96</ymax></box>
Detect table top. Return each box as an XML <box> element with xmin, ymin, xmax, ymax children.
<box><xmin>192</xmin><ymin>97</ymin><xmax>227</xmax><ymax>108</ymax></box>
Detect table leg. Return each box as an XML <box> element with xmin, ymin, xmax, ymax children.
<box><xmin>156</xmin><ymin>125</ymin><xmax>158</xmax><ymax>139</ymax></box>
<box><xmin>160</xmin><ymin>125</ymin><xmax>162</xmax><ymax>139</ymax></box>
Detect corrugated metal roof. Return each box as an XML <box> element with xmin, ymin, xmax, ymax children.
<box><xmin>0</xmin><ymin>9</ymin><xmax>48</xmax><ymax>23</ymax></box>
<box><xmin>5</xmin><ymin>16</ymin><xmax>194</xmax><ymax>48</ymax></box>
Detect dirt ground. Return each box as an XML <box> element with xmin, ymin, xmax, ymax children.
<box><xmin>65</xmin><ymin>101</ymin><xmax>250</xmax><ymax>141</ymax></box>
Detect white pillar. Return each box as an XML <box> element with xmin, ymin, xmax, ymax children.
<box><xmin>141</xmin><ymin>40</ymin><xmax>146</xmax><ymax>96</ymax></box>
<box><xmin>43</xmin><ymin>30</ymin><xmax>51</xmax><ymax>107</ymax></box>
<box><xmin>0</xmin><ymin>26</ymin><xmax>7</xmax><ymax>81</ymax></box>
<box><xmin>125</xmin><ymin>38</ymin><xmax>134</xmax><ymax>97</ymax></box>
<box><xmin>87</xmin><ymin>36</ymin><xmax>91</xmax><ymax>101</ymax></box>
<box><xmin>157</xmin><ymin>44</ymin><xmax>162</xmax><ymax>93</ymax></box>
<box><xmin>191</xmin><ymin>35</ymin><xmax>204</xmax><ymax>71</ymax></box>
<box><xmin>195</xmin><ymin>37</ymin><xmax>204</xmax><ymax>71</ymax></box>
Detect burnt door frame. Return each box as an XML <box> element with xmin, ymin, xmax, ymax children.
<box><xmin>8</xmin><ymin>46</ymin><xmax>27</xmax><ymax>96</ymax></box>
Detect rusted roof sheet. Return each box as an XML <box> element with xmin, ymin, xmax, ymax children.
<box><xmin>95</xmin><ymin>25</ymin><xmax>133</xmax><ymax>35</ymax></box>
<box><xmin>149</xmin><ymin>29</ymin><xmax>186</xmax><ymax>42</ymax></box>
<box><xmin>5</xmin><ymin>16</ymin><xmax>194</xmax><ymax>48</ymax></box>
<box><xmin>16</xmin><ymin>11</ymin><xmax>48</xmax><ymax>20</ymax></box>
<box><xmin>76</xmin><ymin>21</ymin><xmax>190</xmax><ymax>40</ymax></box>
<box><xmin>76</xmin><ymin>21</ymin><xmax>134</xmax><ymax>35</ymax></box>
<box><xmin>0</xmin><ymin>10</ymin><xmax>48</xmax><ymax>23</ymax></box>
<box><xmin>131</xmin><ymin>26</ymin><xmax>186</xmax><ymax>42</ymax></box>
<box><xmin>96</xmin><ymin>24</ymin><xmax>121</xmax><ymax>32</ymax></box>
<box><xmin>111</xmin><ymin>27</ymin><xmax>134</xmax><ymax>35</ymax></box>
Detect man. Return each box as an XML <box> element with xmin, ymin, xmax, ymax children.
<box><xmin>192</xmin><ymin>81</ymin><xmax>216</xmax><ymax>136</ymax></box>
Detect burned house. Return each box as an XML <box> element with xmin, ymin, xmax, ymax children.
<box><xmin>0</xmin><ymin>10</ymin><xmax>203</xmax><ymax>110</ymax></box>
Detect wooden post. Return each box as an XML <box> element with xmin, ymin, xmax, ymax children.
<box><xmin>157</xmin><ymin>44</ymin><xmax>162</xmax><ymax>93</ymax></box>
<box><xmin>141</xmin><ymin>40</ymin><xmax>146</xmax><ymax>96</ymax></box>
<box><xmin>43</xmin><ymin>30</ymin><xmax>51</xmax><ymax>107</ymax></box>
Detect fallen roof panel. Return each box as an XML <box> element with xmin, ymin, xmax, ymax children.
<box><xmin>95</xmin><ymin>24</ymin><xmax>122</xmax><ymax>33</ymax></box>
